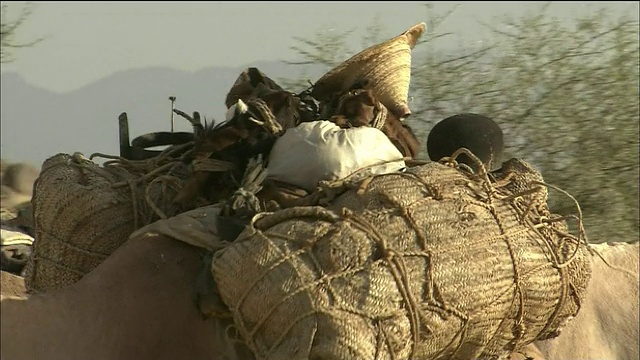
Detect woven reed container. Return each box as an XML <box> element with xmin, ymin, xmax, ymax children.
<box><xmin>311</xmin><ymin>22</ymin><xmax>426</xmax><ymax>119</ymax></box>
<box><xmin>211</xmin><ymin>159</ymin><xmax>591</xmax><ymax>360</ymax></box>
<box><xmin>23</xmin><ymin>152</ymin><xmax>207</xmax><ymax>293</ymax></box>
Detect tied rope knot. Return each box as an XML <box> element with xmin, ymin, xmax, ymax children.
<box><xmin>222</xmin><ymin>155</ymin><xmax>269</xmax><ymax>217</ymax></box>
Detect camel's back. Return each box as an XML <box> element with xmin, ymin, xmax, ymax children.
<box><xmin>1</xmin><ymin>271</ymin><xmax>26</xmax><ymax>298</ymax></box>
<box><xmin>536</xmin><ymin>241</ymin><xmax>639</xmax><ymax>359</ymax></box>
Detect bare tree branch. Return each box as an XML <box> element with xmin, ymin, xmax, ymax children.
<box><xmin>1</xmin><ymin>2</ymin><xmax>44</xmax><ymax>63</ymax></box>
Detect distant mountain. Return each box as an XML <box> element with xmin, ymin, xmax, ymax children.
<box><xmin>0</xmin><ymin>60</ymin><xmax>326</xmax><ymax>167</ymax></box>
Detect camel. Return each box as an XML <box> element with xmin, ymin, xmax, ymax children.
<box><xmin>1</xmin><ymin>162</ymin><xmax>40</xmax><ymax>196</ymax></box>
<box><xmin>533</xmin><ymin>241</ymin><xmax>639</xmax><ymax>360</ymax></box>
<box><xmin>509</xmin><ymin>241</ymin><xmax>639</xmax><ymax>360</ymax></box>
<box><xmin>1</xmin><ymin>223</ymin><xmax>637</xmax><ymax>360</ymax></box>
<box><xmin>1</xmin><ymin>271</ymin><xmax>26</xmax><ymax>299</ymax></box>
<box><xmin>1</xmin><ymin>185</ymin><xmax>31</xmax><ymax>211</ymax></box>
<box><xmin>1</xmin><ymin>233</ymin><xmax>255</xmax><ymax>360</ymax></box>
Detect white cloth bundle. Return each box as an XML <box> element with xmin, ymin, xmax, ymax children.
<box><xmin>267</xmin><ymin>120</ymin><xmax>406</xmax><ymax>192</ymax></box>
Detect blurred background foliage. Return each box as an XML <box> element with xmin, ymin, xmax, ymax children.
<box><xmin>281</xmin><ymin>2</ymin><xmax>639</xmax><ymax>243</ymax></box>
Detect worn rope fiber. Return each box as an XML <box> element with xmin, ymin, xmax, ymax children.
<box><xmin>211</xmin><ymin>150</ymin><xmax>592</xmax><ymax>360</ymax></box>
<box><xmin>246</xmin><ymin>98</ymin><xmax>284</xmax><ymax>136</ymax></box>
<box><xmin>371</xmin><ymin>102</ymin><xmax>388</xmax><ymax>130</ymax></box>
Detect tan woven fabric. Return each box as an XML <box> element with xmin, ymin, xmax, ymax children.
<box><xmin>129</xmin><ymin>204</ymin><xmax>228</xmax><ymax>253</ymax></box>
<box><xmin>311</xmin><ymin>22</ymin><xmax>426</xmax><ymax>119</ymax></box>
<box><xmin>23</xmin><ymin>151</ymin><xmax>209</xmax><ymax>293</ymax></box>
<box><xmin>211</xmin><ymin>158</ymin><xmax>591</xmax><ymax>360</ymax></box>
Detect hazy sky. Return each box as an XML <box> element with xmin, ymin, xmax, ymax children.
<box><xmin>2</xmin><ymin>1</ymin><xmax>637</xmax><ymax>93</ymax></box>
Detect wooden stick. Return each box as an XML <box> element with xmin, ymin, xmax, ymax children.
<box><xmin>118</xmin><ymin>112</ymin><xmax>132</xmax><ymax>160</ymax></box>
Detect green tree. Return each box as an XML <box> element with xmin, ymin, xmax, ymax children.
<box><xmin>417</xmin><ymin>4</ymin><xmax>639</xmax><ymax>243</ymax></box>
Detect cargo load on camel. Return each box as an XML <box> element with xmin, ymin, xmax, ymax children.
<box><xmin>7</xmin><ymin>22</ymin><xmax>597</xmax><ymax>360</ymax></box>
<box><xmin>1</xmin><ymin>161</ymin><xmax>39</xmax><ymax>277</ymax></box>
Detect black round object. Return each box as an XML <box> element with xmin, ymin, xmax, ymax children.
<box><xmin>427</xmin><ymin>113</ymin><xmax>504</xmax><ymax>171</ymax></box>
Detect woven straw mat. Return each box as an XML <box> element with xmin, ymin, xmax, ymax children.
<box><xmin>211</xmin><ymin>158</ymin><xmax>591</xmax><ymax>360</ymax></box>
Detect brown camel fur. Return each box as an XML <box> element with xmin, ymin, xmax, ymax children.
<box><xmin>1</xmin><ymin>234</ymin><xmax>255</xmax><ymax>360</ymax></box>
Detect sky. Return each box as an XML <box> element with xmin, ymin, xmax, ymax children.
<box><xmin>1</xmin><ymin>1</ymin><xmax>637</xmax><ymax>94</ymax></box>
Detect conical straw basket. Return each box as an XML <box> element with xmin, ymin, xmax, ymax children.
<box><xmin>311</xmin><ymin>22</ymin><xmax>426</xmax><ymax>119</ymax></box>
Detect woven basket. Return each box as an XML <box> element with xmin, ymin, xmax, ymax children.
<box><xmin>311</xmin><ymin>22</ymin><xmax>426</xmax><ymax>119</ymax></box>
<box><xmin>211</xmin><ymin>158</ymin><xmax>591</xmax><ymax>360</ymax></box>
<box><xmin>23</xmin><ymin>152</ymin><xmax>208</xmax><ymax>293</ymax></box>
